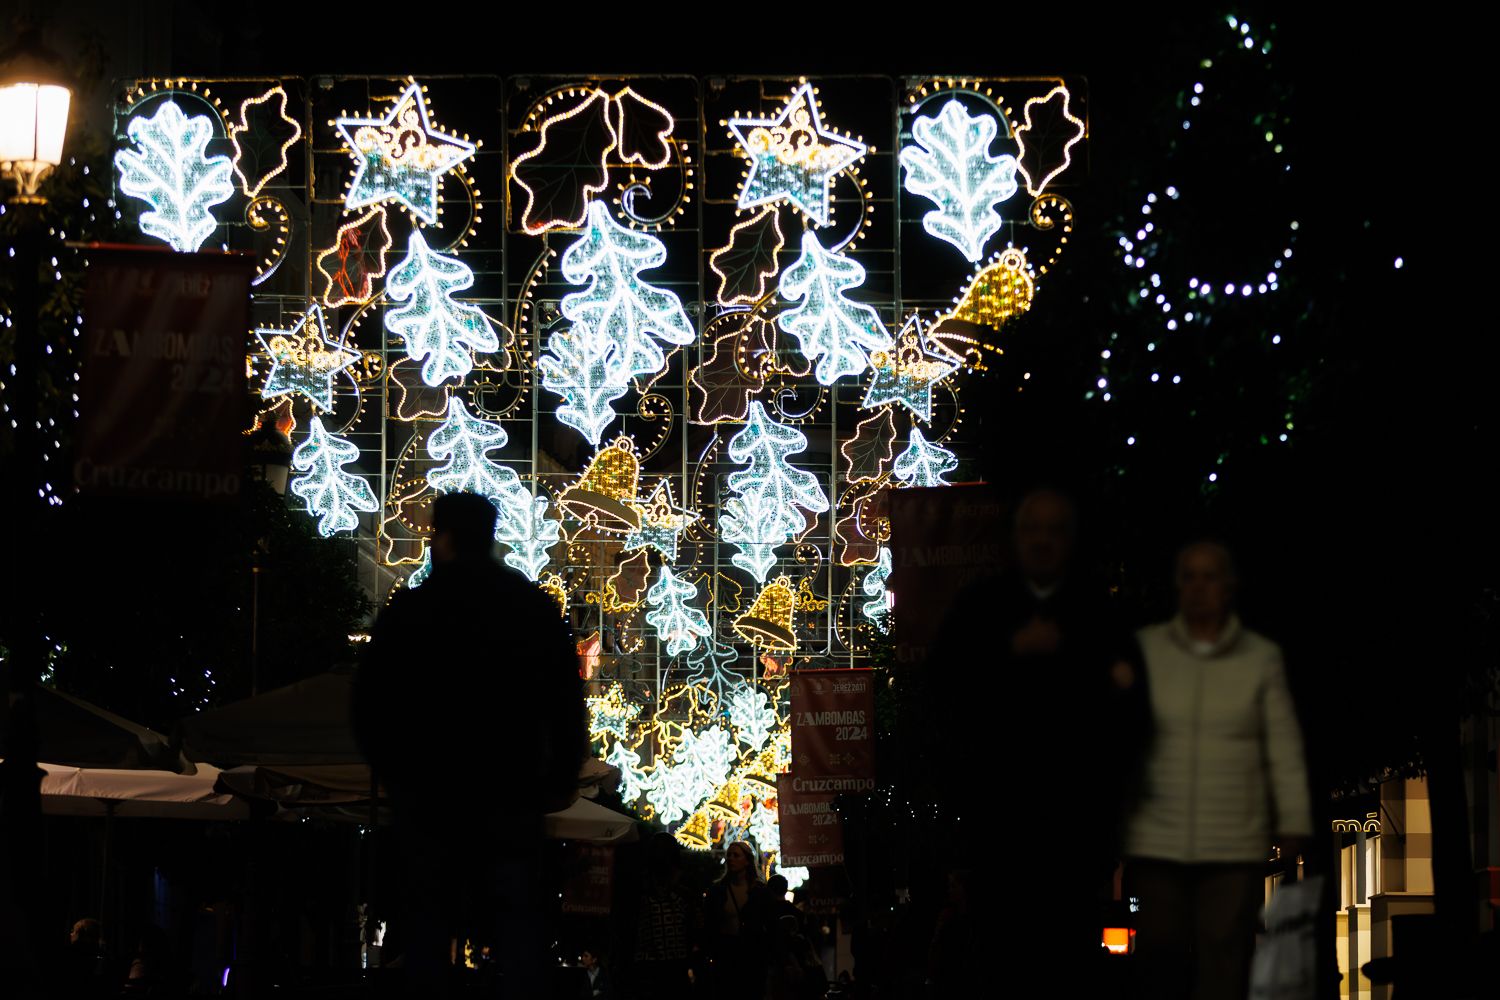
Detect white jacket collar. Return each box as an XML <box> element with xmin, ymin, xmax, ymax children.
<box><xmin>1167</xmin><ymin>613</ymin><xmax>1243</xmax><ymax>657</ymax></box>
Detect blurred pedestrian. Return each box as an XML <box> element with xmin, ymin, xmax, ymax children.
<box><xmin>59</xmin><ymin>917</ymin><xmax>107</xmax><ymax>998</ymax></box>
<box><xmin>762</xmin><ymin>875</ymin><xmax>824</xmax><ymax>1000</ymax></box>
<box><xmin>578</xmin><ymin>945</ymin><xmax>614</xmax><ymax>999</ymax></box>
<box><xmin>701</xmin><ymin>840</ymin><xmax>768</xmax><ymax>1000</ymax></box>
<box><xmin>627</xmin><ymin>833</ymin><xmax>696</xmax><ymax>1000</ymax></box>
<box><xmin>1124</xmin><ymin>539</ymin><xmax>1312</xmax><ymax>1000</ymax></box>
<box><xmin>932</xmin><ymin>488</ymin><xmax>1152</xmax><ymax>977</ymax></box>
<box><xmin>354</xmin><ymin>492</ymin><xmax>587</xmax><ymax>999</ymax></box>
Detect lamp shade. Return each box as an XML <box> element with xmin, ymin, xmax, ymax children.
<box><xmin>0</xmin><ymin>82</ymin><xmax>69</xmax><ymax>166</ymax></box>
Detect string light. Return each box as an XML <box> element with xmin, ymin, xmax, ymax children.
<box><xmin>1014</xmin><ymin>85</ymin><xmax>1086</xmax><ymax>197</ymax></box>
<box><xmin>228</xmin><ymin>85</ymin><xmax>302</xmax><ymax>198</ymax></box>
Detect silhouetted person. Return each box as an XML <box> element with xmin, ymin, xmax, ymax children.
<box><xmin>578</xmin><ymin>946</ymin><xmax>614</xmax><ymax>999</ymax></box>
<box><xmin>59</xmin><ymin>917</ymin><xmax>106</xmax><ymax>998</ymax></box>
<box><xmin>930</xmin><ymin>489</ymin><xmax>1151</xmax><ymax>979</ymax></box>
<box><xmin>627</xmin><ymin>833</ymin><xmax>696</xmax><ymax>1000</ymax></box>
<box><xmin>762</xmin><ymin>875</ymin><xmax>822</xmax><ymax>1000</ymax></box>
<box><xmin>1124</xmin><ymin>540</ymin><xmax>1312</xmax><ymax>1000</ymax></box>
<box><xmin>355</xmin><ymin>493</ymin><xmax>587</xmax><ymax>999</ymax></box>
<box><xmin>701</xmin><ymin>840</ymin><xmax>768</xmax><ymax>1000</ymax></box>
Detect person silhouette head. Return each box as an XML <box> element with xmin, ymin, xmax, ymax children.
<box><xmin>430</xmin><ymin>493</ymin><xmax>498</xmax><ymax>564</ymax></box>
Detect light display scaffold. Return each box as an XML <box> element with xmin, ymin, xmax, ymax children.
<box><xmin>111</xmin><ymin>74</ymin><xmax>1085</xmax><ymax>882</ymax></box>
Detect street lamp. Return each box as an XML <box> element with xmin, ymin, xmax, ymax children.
<box><xmin>0</xmin><ymin>30</ymin><xmax>72</xmax><ymax>203</ymax></box>
<box><xmin>0</xmin><ymin>27</ymin><xmax>72</xmax><ymax>991</ymax></box>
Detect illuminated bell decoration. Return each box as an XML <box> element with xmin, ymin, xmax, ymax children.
<box><xmin>941</xmin><ymin>248</ymin><xmax>1035</xmax><ymax>331</ymax></box>
<box><xmin>559</xmin><ymin>435</ymin><xmax>642</xmax><ymax>531</ymax></box>
<box><xmin>675</xmin><ymin>811</ymin><xmax>712</xmax><ymax>850</ymax></box>
<box><xmin>707</xmin><ymin>779</ymin><xmax>743</xmax><ymax>820</ymax></box>
<box><xmin>741</xmin><ymin>768</ymin><xmax>777</xmax><ymax>798</ymax></box>
<box><xmin>734</xmin><ymin>576</ymin><xmax>798</xmax><ymax>652</ymax></box>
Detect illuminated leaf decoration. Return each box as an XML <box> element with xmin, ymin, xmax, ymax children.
<box><xmin>777</xmin><ymin>230</ymin><xmax>894</xmax><ymax>385</ymax></box>
<box><xmin>316</xmin><ymin>206</ymin><xmax>393</xmax><ymax>308</ymax></box>
<box><xmin>228</xmin><ymin>86</ymin><xmax>303</xmax><ymax>199</ymax></box>
<box><xmin>834</xmin><ymin>488</ymin><xmax>888</xmax><ymax>566</ymax></box>
<box><xmin>290</xmin><ymin>416</ymin><xmax>380</xmax><ymax>536</ymax></box>
<box><xmin>387</xmin><ymin>357</ymin><xmax>451</xmax><ymax>422</ymax></box>
<box><xmin>860</xmin><ymin>546</ymin><xmax>892</xmax><ymax>630</ymax></box>
<box><xmin>1015</xmin><ymin>85</ymin><xmax>1086</xmax><ymax>197</ymax></box>
<box><xmin>511</xmin><ymin>89</ymin><xmax>617</xmax><ymax>235</ymax></box>
<box><xmin>841</xmin><ymin>408</ymin><xmax>897</xmax><ymax>483</ymax></box>
<box><xmin>892</xmin><ymin>426</ymin><xmax>958</xmax><ymax>487</ymax></box>
<box><xmin>386</xmin><ymin>229</ymin><xmax>501</xmax><ymax>388</ymax></box>
<box><xmin>539</xmin><ymin>322</ymin><xmax>629</xmax><ymax>445</ymax></box>
<box><xmin>613</xmin><ymin>88</ymin><xmax>675</xmax><ymax>169</ymax></box>
<box><xmin>899</xmin><ymin>99</ymin><xmax>1018</xmax><ymax>263</ymax></box>
<box><xmin>710</xmin><ymin>207</ymin><xmax>785</xmax><ymax>306</ymax></box>
<box><xmin>603</xmin><ymin>549</ymin><xmax>652</xmax><ymax>612</ymax></box>
<box><xmin>115</xmin><ymin>100</ymin><xmax>234</xmax><ymax>253</ymax></box>
<box><xmin>689</xmin><ymin>317</ymin><xmax>773</xmax><ymax>425</ymax></box>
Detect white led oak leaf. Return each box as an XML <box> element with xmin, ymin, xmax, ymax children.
<box><xmin>646</xmin><ymin>566</ymin><xmax>713</xmax><ymax>657</ymax></box>
<box><xmin>861</xmin><ymin>545</ymin><xmax>892</xmax><ymax>631</ymax></box>
<box><xmin>115</xmin><ymin>101</ymin><xmax>234</xmax><ymax>252</ymax></box>
<box><xmin>290</xmin><ymin>417</ymin><xmax>379</xmax><ymax>536</ymax></box>
<box><xmin>538</xmin><ymin>322</ymin><xmax>630</xmax><ymax>446</ymax></box>
<box><xmin>561</xmin><ymin>200</ymin><xmax>696</xmax><ymax>384</ymax></box>
<box><xmin>385</xmin><ymin>229</ymin><xmax>501</xmax><ymax>388</ymax></box>
<box><xmin>777</xmin><ymin>231</ymin><xmax>894</xmax><ymax>385</ymax></box>
<box><xmin>899</xmin><ymin>99</ymin><xmax>1019</xmax><ymax>263</ymax></box>
<box><xmin>892</xmin><ymin>426</ymin><xmax>959</xmax><ymax>487</ymax></box>
<box><xmin>719</xmin><ymin>402</ymin><xmax>830</xmax><ymax>582</ymax></box>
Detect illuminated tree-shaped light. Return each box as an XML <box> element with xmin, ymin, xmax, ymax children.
<box><xmin>539</xmin><ymin>322</ymin><xmax>629</xmax><ymax>445</ymax></box>
<box><xmin>290</xmin><ymin>416</ymin><xmax>379</xmax><ymax>536</ymax></box>
<box><xmin>719</xmin><ymin>402</ymin><xmax>829</xmax><ymax>582</ymax></box>
<box><xmin>646</xmin><ymin>566</ymin><xmax>713</xmax><ymax>657</ymax></box>
<box><xmin>861</xmin><ymin>546</ymin><xmax>892</xmax><ymax>632</ymax></box>
<box><xmin>778</xmin><ymin>231</ymin><xmax>893</xmax><ymax>385</ymax></box>
<box><xmin>727</xmin><ymin>682</ymin><xmax>777</xmax><ymax>751</ymax></box>
<box><xmin>334</xmin><ymin>80</ymin><xmax>476</xmax><ymax>225</ymax></box>
<box><xmin>425</xmin><ymin>398</ymin><xmax>560</xmax><ymax>580</ymax></box>
<box><xmin>899</xmin><ymin>99</ymin><xmax>1019</xmax><ymax>263</ymax></box>
<box><xmin>561</xmin><ymin>200</ymin><xmax>696</xmax><ymax>382</ymax></box>
<box><xmin>893</xmin><ymin>427</ymin><xmax>958</xmax><ymax>487</ymax></box>
<box><xmin>385</xmin><ymin>229</ymin><xmax>500</xmax><ymax>387</ymax></box>
<box><xmin>115</xmin><ymin>100</ymin><xmax>234</xmax><ymax>252</ymax></box>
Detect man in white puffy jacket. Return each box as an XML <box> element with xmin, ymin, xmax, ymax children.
<box><xmin>1124</xmin><ymin>540</ymin><xmax>1312</xmax><ymax>1000</ymax></box>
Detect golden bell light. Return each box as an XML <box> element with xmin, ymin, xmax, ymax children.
<box><xmin>734</xmin><ymin>576</ymin><xmax>797</xmax><ymax>652</ymax></box>
<box><xmin>943</xmin><ymin>248</ymin><xmax>1035</xmax><ymax>332</ymax></box>
<box><xmin>674</xmin><ymin>811</ymin><xmax>712</xmax><ymax>850</ymax></box>
<box><xmin>559</xmin><ymin>435</ymin><xmax>642</xmax><ymax>531</ymax></box>
<box><xmin>706</xmin><ymin>780</ymin><xmax>742</xmax><ymax>820</ymax></box>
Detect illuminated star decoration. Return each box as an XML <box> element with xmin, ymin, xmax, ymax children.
<box><xmin>255</xmin><ymin>304</ymin><xmax>359</xmax><ymax>411</ymax></box>
<box><xmin>892</xmin><ymin>427</ymin><xmax>959</xmax><ymax>487</ymax></box>
<box><xmin>862</xmin><ymin>314</ymin><xmax>960</xmax><ymax>422</ymax></box>
<box><xmin>290</xmin><ymin>416</ymin><xmax>380</xmax><ymax>536</ymax></box>
<box><xmin>335</xmin><ymin>80</ymin><xmax>476</xmax><ymax>225</ymax></box>
<box><xmin>728</xmin><ymin>82</ymin><xmax>867</xmax><ymax>227</ymax></box>
<box><xmin>899</xmin><ymin>98</ymin><xmax>1019</xmax><ymax>262</ymax></box>
<box><xmin>587</xmin><ymin>682</ymin><xmax>643</xmax><ymax>742</ymax></box>
<box><xmin>624</xmin><ymin>479</ymin><xmax>697</xmax><ymax>561</ymax></box>
<box><xmin>115</xmin><ymin>100</ymin><xmax>235</xmax><ymax>253</ymax></box>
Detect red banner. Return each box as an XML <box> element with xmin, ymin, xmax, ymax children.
<box><xmin>776</xmin><ymin>773</ymin><xmax>845</xmax><ymax>869</ymax></box>
<box><xmin>887</xmin><ymin>484</ymin><xmax>1007</xmax><ymax>664</ymax></box>
<box><xmin>76</xmin><ymin>247</ymin><xmax>252</xmax><ymax>502</ymax></box>
<box><xmin>561</xmin><ymin>844</ymin><xmax>615</xmax><ymax>915</ymax></box>
<box><xmin>789</xmin><ymin>669</ymin><xmax>875</xmax><ymax>790</ymax></box>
